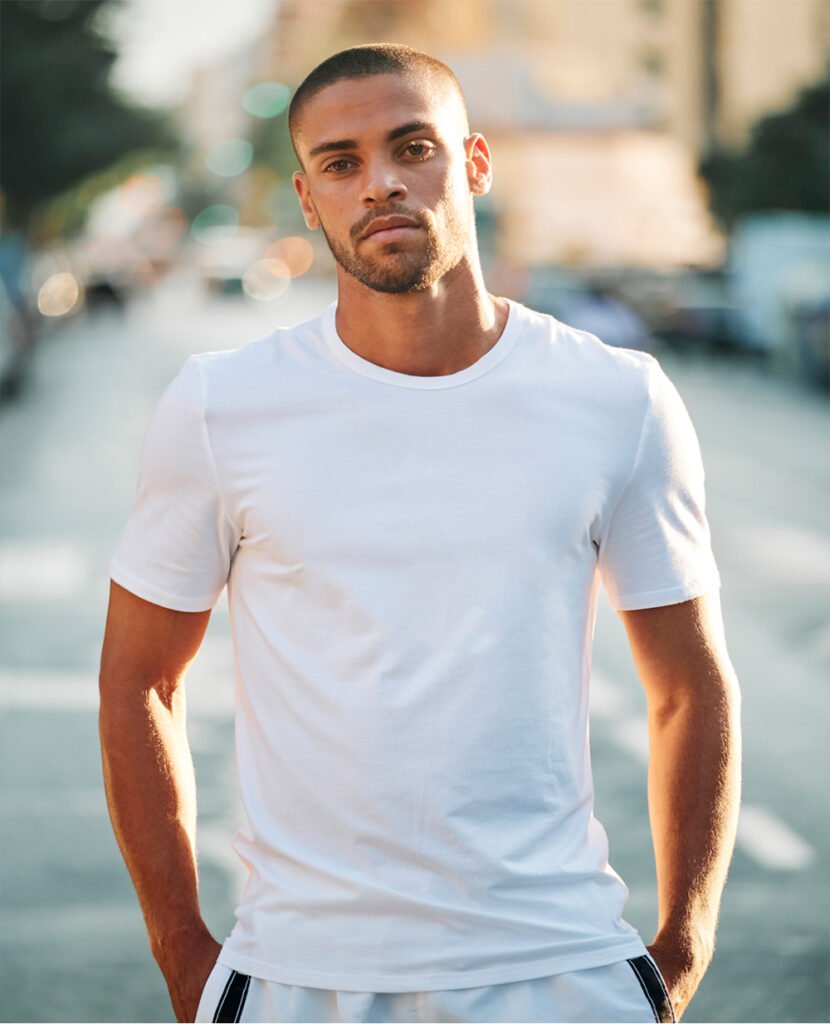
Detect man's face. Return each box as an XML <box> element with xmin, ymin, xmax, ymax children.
<box><xmin>292</xmin><ymin>72</ymin><xmax>490</xmax><ymax>294</ymax></box>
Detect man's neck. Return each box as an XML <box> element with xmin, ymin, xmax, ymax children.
<box><xmin>333</xmin><ymin>259</ymin><xmax>509</xmax><ymax>377</ymax></box>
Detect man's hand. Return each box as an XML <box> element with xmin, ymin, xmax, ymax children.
<box><xmin>647</xmin><ymin>932</ymin><xmax>713</xmax><ymax>1021</ymax></box>
<box><xmin>158</xmin><ymin>929</ymin><xmax>222</xmax><ymax>1024</ymax></box>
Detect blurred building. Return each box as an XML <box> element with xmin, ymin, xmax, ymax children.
<box><xmin>186</xmin><ymin>0</ymin><xmax>830</xmax><ymax>269</ymax></box>
<box><xmin>713</xmin><ymin>0</ymin><xmax>829</xmax><ymax>145</ymax></box>
<box><xmin>178</xmin><ymin>44</ymin><xmax>258</xmax><ymax>213</ymax></box>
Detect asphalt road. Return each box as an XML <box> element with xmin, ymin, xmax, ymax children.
<box><xmin>1</xmin><ymin>276</ymin><xmax>828</xmax><ymax>1023</ymax></box>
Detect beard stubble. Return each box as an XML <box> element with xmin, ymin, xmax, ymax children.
<box><xmin>320</xmin><ymin>203</ymin><xmax>467</xmax><ymax>295</ymax></box>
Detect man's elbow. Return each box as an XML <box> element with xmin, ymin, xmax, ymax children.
<box><xmin>649</xmin><ymin>662</ymin><xmax>741</xmax><ymax>730</ymax></box>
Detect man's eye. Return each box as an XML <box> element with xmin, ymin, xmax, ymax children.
<box><xmin>323</xmin><ymin>159</ymin><xmax>353</xmax><ymax>173</ymax></box>
<box><xmin>403</xmin><ymin>142</ymin><xmax>434</xmax><ymax>159</ymax></box>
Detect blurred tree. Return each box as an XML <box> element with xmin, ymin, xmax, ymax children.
<box><xmin>250</xmin><ymin>109</ymin><xmax>297</xmax><ymax>182</ymax></box>
<box><xmin>699</xmin><ymin>72</ymin><xmax>830</xmax><ymax>229</ymax></box>
<box><xmin>0</xmin><ymin>0</ymin><xmax>172</xmax><ymax>233</ymax></box>
<box><xmin>248</xmin><ymin>108</ymin><xmax>311</xmax><ymax>234</ymax></box>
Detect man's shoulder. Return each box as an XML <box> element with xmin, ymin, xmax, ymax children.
<box><xmin>515</xmin><ymin>298</ymin><xmax>658</xmax><ymax>392</ymax></box>
<box><xmin>189</xmin><ymin>304</ymin><xmax>332</xmax><ymax>390</ymax></box>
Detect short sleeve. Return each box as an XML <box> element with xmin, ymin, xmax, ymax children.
<box><xmin>109</xmin><ymin>356</ymin><xmax>240</xmax><ymax>611</ymax></box>
<box><xmin>598</xmin><ymin>361</ymin><xmax>721</xmax><ymax>611</ymax></box>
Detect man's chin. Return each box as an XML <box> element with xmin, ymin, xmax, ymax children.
<box><xmin>342</xmin><ymin>258</ymin><xmax>437</xmax><ymax>295</ymax></box>
<box><xmin>326</xmin><ymin>232</ymin><xmax>445</xmax><ymax>294</ymax></box>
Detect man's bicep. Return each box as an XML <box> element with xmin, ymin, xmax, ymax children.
<box><xmin>618</xmin><ymin>590</ymin><xmax>736</xmax><ymax>703</ymax></box>
<box><xmin>100</xmin><ymin>580</ymin><xmax>212</xmax><ymax>697</ymax></box>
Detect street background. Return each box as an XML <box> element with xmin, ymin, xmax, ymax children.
<box><xmin>1</xmin><ymin>1</ymin><xmax>829</xmax><ymax>1022</ymax></box>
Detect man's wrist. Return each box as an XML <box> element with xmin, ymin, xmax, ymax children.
<box><xmin>157</xmin><ymin>929</ymin><xmax>222</xmax><ymax>1023</ymax></box>
<box><xmin>150</xmin><ymin>918</ymin><xmax>214</xmax><ymax>968</ymax></box>
<box><xmin>648</xmin><ymin>925</ymin><xmax>716</xmax><ymax>1021</ymax></box>
<box><xmin>651</xmin><ymin>919</ymin><xmax>716</xmax><ymax>966</ymax></box>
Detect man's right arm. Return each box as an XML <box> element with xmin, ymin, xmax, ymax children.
<box><xmin>99</xmin><ymin>580</ymin><xmax>221</xmax><ymax>1023</ymax></box>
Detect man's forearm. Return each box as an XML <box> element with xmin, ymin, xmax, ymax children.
<box><xmin>646</xmin><ymin>670</ymin><xmax>742</xmax><ymax>1012</ymax></box>
<box><xmin>99</xmin><ymin>589</ymin><xmax>219</xmax><ymax>1021</ymax></box>
<box><xmin>99</xmin><ymin>683</ymin><xmax>210</xmax><ymax>961</ymax></box>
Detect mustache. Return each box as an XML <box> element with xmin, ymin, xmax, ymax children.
<box><xmin>350</xmin><ymin>205</ymin><xmax>426</xmax><ymax>241</ymax></box>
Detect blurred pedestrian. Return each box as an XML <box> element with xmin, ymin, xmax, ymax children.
<box><xmin>0</xmin><ymin>214</ymin><xmax>37</xmax><ymax>402</ymax></box>
<box><xmin>99</xmin><ymin>44</ymin><xmax>741</xmax><ymax>1024</ymax></box>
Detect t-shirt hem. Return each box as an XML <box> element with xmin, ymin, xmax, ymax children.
<box><xmin>609</xmin><ymin>570</ymin><xmax>721</xmax><ymax>612</ymax></box>
<box><xmin>216</xmin><ymin>937</ymin><xmax>649</xmax><ymax>993</ymax></box>
<box><xmin>109</xmin><ymin>559</ymin><xmax>219</xmax><ymax>612</ymax></box>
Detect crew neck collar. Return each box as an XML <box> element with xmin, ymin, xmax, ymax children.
<box><xmin>322</xmin><ymin>299</ymin><xmax>521</xmax><ymax>390</ymax></box>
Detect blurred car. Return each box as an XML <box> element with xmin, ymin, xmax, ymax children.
<box><xmin>69</xmin><ymin>235</ymin><xmax>150</xmax><ymax>310</ymax></box>
<box><xmin>652</xmin><ymin>271</ymin><xmax>749</xmax><ymax>353</ymax></box>
<box><xmin>523</xmin><ymin>267</ymin><xmax>592</xmax><ymax>322</ymax></box>
<box><xmin>524</xmin><ymin>267</ymin><xmax>654</xmax><ymax>352</ymax></box>
<box><xmin>791</xmin><ymin>296</ymin><xmax>830</xmax><ymax>393</ymax></box>
<box><xmin>194</xmin><ymin>229</ymin><xmax>273</xmax><ymax>295</ymax></box>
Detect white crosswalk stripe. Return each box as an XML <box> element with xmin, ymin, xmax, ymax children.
<box><xmin>736</xmin><ymin>804</ymin><xmax>817</xmax><ymax>871</ymax></box>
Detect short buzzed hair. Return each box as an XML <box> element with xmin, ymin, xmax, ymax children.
<box><xmin>288</xmin><ymin>44</ymin><xmax>468</xmax><ymax>159</ymax></box>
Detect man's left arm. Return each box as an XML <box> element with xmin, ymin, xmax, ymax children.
<box><xmin>620</xmin><ymin>590</ymin><xmax>741</xmax><ymax>1021</ymax></box>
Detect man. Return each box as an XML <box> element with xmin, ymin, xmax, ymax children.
<box><xmin>99</xmin><ymin>44</ymin><xmax>741</xmax><ymax>1024</ymax></box>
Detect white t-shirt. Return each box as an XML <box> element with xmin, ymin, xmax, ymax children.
<box><xmin>110</xmin><ymin>298</ymin><xmax>720</xmax><ymax>992</ymax></box>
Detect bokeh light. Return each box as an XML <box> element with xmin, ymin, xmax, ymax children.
<box><xmin>191</xmin><ymin>205</ymin><xmax>239</xmax><ymax>244</ymax></box>
<box><xmin>265</xmin><ymin>236</ymin><xmax>314</xmax><ymax>278</ymax></box>
<box><xmin>37</xmin><ymin>272</ymin><xmax>83</xmax><ymax>317</ymax></box>
<box><xmin>242</xmin><ymin>81</ymin><xmax>291</xmax><ymax>119</ymax></box>
<box><xmin>242</xmin><ymin>258</ymin><xmax>291</xmax><ymax>301</ymax></box>
<box><xmin>204</xmin><ymin>139</ymin><xmax>254</xmax><ymax>177</ymax></box>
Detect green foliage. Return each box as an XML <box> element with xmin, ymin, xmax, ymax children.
<box><xmin>699</xmin><ymin>72</ymin><xmax>830</xmax><ymax>229</ymax></box>
<box><xmin>250</xmin><ymin>107</ymin><xmax>298</xmax><ymax>181</ymax></box>
<box><xmin>247</xmin><ymin>107</ymin><xmax>311</xmax><ymax>233</ymax></box>
<box><xmin>0</xmin><ymin>0</ymin><xmax>173</xmax><ymax>231</ymax></box>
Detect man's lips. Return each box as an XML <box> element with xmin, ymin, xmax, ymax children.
<box><xmin>361</xmin><ymin>215</ymin><xmax>421</xmax><ymax>240</ymax></box>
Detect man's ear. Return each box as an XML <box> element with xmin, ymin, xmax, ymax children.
<box><xmin>464</xmin><ymin>133</ymin><xmax>492</xmax><ymax>197</ymax></box>
<box><xmin>293</xmin><ymin>171</ymin><xmax>320</xmax><ymax>230</ymax></box>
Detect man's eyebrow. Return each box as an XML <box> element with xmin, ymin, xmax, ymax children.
<box><xmin>308</xmin><ymin>138</ymin><xmax>358</xmax><ymax>159</ymax></box>
<box><xmin>386</xmin><ymin>120</ymin><xmax>436</xmax><ymax>142</ymax></box>
<box><xmin>307</xmin><ymin>122</ymin><xmax>438</xmax><ymax>160</ymax></box>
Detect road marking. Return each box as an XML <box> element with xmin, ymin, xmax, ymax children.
<box><xmin>589</xmin><ymin>667</ymin><xmax>629</xmax><ymax>718</ymax></box>
<box><xmin>736</xmin><ymin>804</ymin><xmax>817</xmax><ymax>871</ymax></box>
<box><xmin>590</xmin><ymin>668</ymin><xmax>649</xmax><ymax>764</ymax></box>
<box><xmin>719</xmin><ymin>523</ymin><xmax>830</xmax><ymax>585</ymax></box>
<box><xmin>0</xmin><ymin>662</ymin><xmax>233</xmax><ymax>716</ymax></box>
<box><xmin>0</xmin><ymin>788</ymin><xmax>105</xmax><ymax>816</ymax></box>
<box><xmin>612</xmin><ymin>716</ymin><xmax>650</xmax><ymax>765</ymax></box>
<box><xmin>3</xmin><ymin>661</ymin><xmax>819</xmax><ymax>875</ymax></box>
<box><xmin>0</xmin><ymin>541</ymin><xmax>89</xmax><ymax>599</ymax></box>
<box><xmin>591</xmin><ymin>666</ymin><xmax>817</xmax><ymax>872</ymax></box>
<box><xmin>0</xmin><ymin>670</ymin><xmax>98</xmax><ymax>710</ymax></box>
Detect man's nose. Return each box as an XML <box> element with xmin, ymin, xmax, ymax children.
<box><xmin>359</xmin><ymin>159</ymin><xmax>407</xmax><ymax>205</ymax></box>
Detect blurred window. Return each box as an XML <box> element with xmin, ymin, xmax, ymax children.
<box><xmin>641</xmin><ymin>49</ymin><xmax>665</xmax><ymax>78</ymax></box>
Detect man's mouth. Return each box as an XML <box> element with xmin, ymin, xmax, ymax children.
<box><xmin>361</xmin><ymin>215</ymin><xmax>421</xmax><ymax>241</ymax></box>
